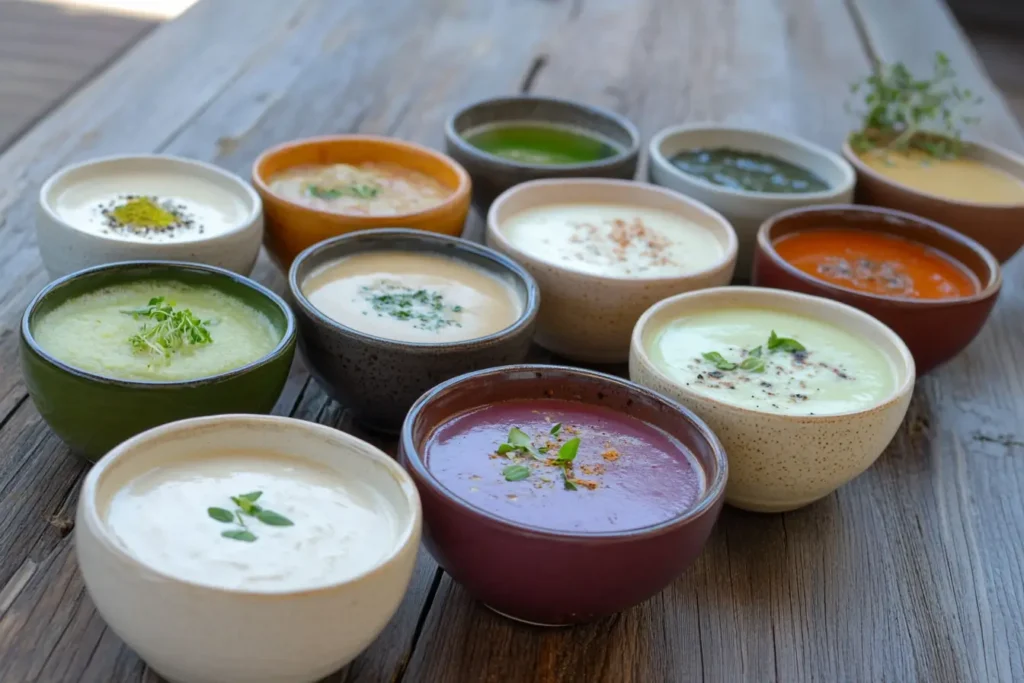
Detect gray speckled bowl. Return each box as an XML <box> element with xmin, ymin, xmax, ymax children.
<box><xmin>288</xmin><ymin>228</ymin><xmax>540</xmax><ymax>433</ymax></box>
<box><xmin>444</xmin><ymin>95</ymin><xmax>640</xmax><ymax>212</ymax></box>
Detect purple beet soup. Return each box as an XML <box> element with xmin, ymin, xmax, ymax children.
<box><xmin>424</xmin><ymin>398</ymin><xmax>705</xmax><ymax>533</ymax></box>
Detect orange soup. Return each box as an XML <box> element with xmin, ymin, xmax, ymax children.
<box><xmin>773</xmin><ymin>229</ymin><xmax>979</xmax><ymax>299</ymax></box>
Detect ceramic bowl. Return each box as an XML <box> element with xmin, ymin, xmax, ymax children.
<box><xmin>37</xmin><ymin>154</ymin><xmax>263</xmax><ymax>278</ymax></box>
<box><xmin>445</xmin><ymin>95</ymin><xmax>641</xmax><ymax>211</ymax></box>
<box><xmin>648</xmin><ymin>124</ymin><xmax>856</xmax><ymax>278</ymax></box>
<box><xmin>76</xmin><ymin>414</ymin><xmax>421</xmax><ymax>683</ymax></box>
<box><xmin>487</xmin><ymin>178</ymin><xmax>737</xmax><ymax>363</ymax></box>
<box><xmin>252</xmin><ymin>135</ymin><xmax>472</xmax><ymax>271</ymax></box>
<box><xmin>842</xmin><ymin>140</ymin><xmax>1024</xmax><ymax>263</ymax></box>
<box><xmin>752</xmin><ymin>205</ymin><xmax>1002</xmax><ymax>374</ymax></box>
<box><xmin>630</xmin><ymin>286</ymin><xmax>915</xmax><ymax>512</ymax></box>
<box><xmin>288</xmin><ymin>228</ymin><xmax>539</xmax><ymax>433</ymax></box>
<box><xmin>400</xmin><ymin>364</ymin><xmax>727</xmax><ymax>625</ymax></box>
<box><xmin>21</xmin><ymin>261</ymin><xmax>296</xmax><ymax>461</ymax></box>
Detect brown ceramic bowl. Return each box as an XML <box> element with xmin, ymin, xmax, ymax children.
<box><xmin>253</xmin><ymin>135</ymin><xmax>472</xmax><ymax>271</ymax></box>
<box><xmin>842</xmin><ymin>140</ymin><xmax>1024</xmax><ymax>263</ymax></box>
<box><xmin>752</xmin><ymin>205</ymin><xmax>1001</xmax><ymax>374</ymax></box>
<box><xmin>399</xmin><ymin>364</ymin><xmax>727</xmax><ymax>626</ymax></box>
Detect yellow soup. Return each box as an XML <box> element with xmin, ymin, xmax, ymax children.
<box><xmin>858</xmin><ymin>149</ymin><xmax>1024</xmax><ymax>204</ymax></box>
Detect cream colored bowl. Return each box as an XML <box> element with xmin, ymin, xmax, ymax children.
<box><xmin>487</xmin><ymin>178</ymin><xmax>737</xmax><ymax>363</ymax></box>
<box><xmin>75</xmin><ymin>414</ymin><xmax>421</xmax><ymax>683</ymax></box>
<box><xmin>629</xmin><ymin>287</ymin><xmax>915</xmax><ymax>512</ymax></box>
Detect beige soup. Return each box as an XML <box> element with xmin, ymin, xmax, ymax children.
<box><xmin>302</xmin><ymin>251</ymin><xmax>522</xmax><ymax>343</ymax></box>
<box><xmin>858</xmin><ymin>149</ymin><xmax>1024</xmax><ymax>204</ymax></box>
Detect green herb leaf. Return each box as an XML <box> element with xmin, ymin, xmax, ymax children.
<box><xmin>222</xmin><ymin>529</ymin><xmax>257</xmax><ymax>542</ymax></box>
<box><xmin>562</xmin><ymin>468</ymin><xmax>578</xmax><ymax>491</ymax></box>
<box><xmin>503</xmin><ymin>465</ymin><xmax>531</xmax><ymax>482</ymax></box>
<box><xmin>550</xmin><ymin>423</ymin><xmax>562</xmax><ymax>436</ymax></box>
<box><xmin>702</xmin><ymin>351</ymin><xmax>738</xmax><ymax>371</ymax></box>
<box><xmin>767</xmin><ymin>330</ymin><xmax>806</xmax><ymax>353</ymax></box>
<box><xmin>555</xmin><ymin>437</ymin><xmax>581</xmax><ymax>464</ymax></box>
<box><xmin>496</xmin><ymin>443</ymin><xmax>515</xmax><ymax>455</ymax></box>
<box><xmin>740</xmin><ymin>357</ymin><xmax>766</xmax><ymax>372</ymax></box>
<box><xmin>256</xmin><ymin>509</ymin><xmax>294</xmax><ymax>527</ymax></box>
<box><xmin>238</xmin><ymin>491</ymin><xmax>262</xmax><ymax>503</ymax></box>
<box><xmin>508</xmin><ymin>427</ymin><xmax>532</xmax><ymax>449</ymax></box>
<box><xmin>232</xmin><ymin>495</ymin><xmax>258</xmax><ymax>515</ymax></box>
<box><xmin>308</xmin><ymin>185</ymin><xmax>343</xmax><ymax>199</ymax></box>
<box><xmin>525</xmin><ymin>444</ymin><xmax>546</xmax><ymax>461</ymax></box>
<box><xmin>208</xmin><ymin>507</ymin><xmax>234</xmax><ymax>523</ymax></box>
<box><xmin>748</xmin><ymin>345</ymin><xmax>763</xmax><ymax>358</ymax></box>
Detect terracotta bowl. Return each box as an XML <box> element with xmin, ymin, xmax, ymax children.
<box><xmin>445</xmin><ymin>95</ymin><xmax>640</xmax><ymax>212</ymax></box>
<box><xmin>487</xmin><ymin>178</ymin><xmax>737</xmax><ymax>363</ymax></box>
<box><xmin>253</xmin><ymin>135</ymin><xmax>471</xmax><ymax>271</ymax></box>
<box><xmin>399</xmin><ymin>365</ymin><xmax>727</xmax><ymax>626</ymax></box>
<box><xmin>630</xmin><ymin>286</ymin><xmax>915</xmax><ymax>513</ymax></box>
<box><xmin>288</xmin><ymin>229</ymin><xmax>539</xmax><ymax>433</ymax></box>
<box><xmin>752</xmin><ymin>205</ymin><xmax>1002</xmax><ymax>374</ymax></box>
<box><xmin>842</xmin><ymin>140</ymin><xmax>1024</xmax><ymax>263</ymax></box>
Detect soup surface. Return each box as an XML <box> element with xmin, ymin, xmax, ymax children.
<box><xmin>302</xmin><ymin>251</ymin><xmax>522</xmax><ymax>343</ymax></box>
<box><xmin>857</xmin><ymin>149</ymin><xmax>1024</xmax><ymax>204</ymax></box>
<box><xmin>425</xmin><ymin>398</ymin><xmax>706</xmax><ymax>533</ymax></box>
<box><xmin>104</xmin><ymin>450</ymin><xmax>402</xmax><ymax>591</ymax></box>
<box><xmin>774</xmin><ymin>228</ymin><xmax>979</xmax><ymax>299</ymax></box>
<box><xmin>670</xmin><ymin>148</ymin><xmax>830</xmax><ymax>194</ymax></box>
<box><xmin>269</xmin><ymin>162</ymin><xmax>451</xmax><ymax>215</ymax></box>
<box><xmin>33</xmin><ymin>280</ymin><xmax>280</xmax><ymax>381</ymax></box>
<box><xmin>53</xmin><ymin>171</ymin><xmax>250</xmax><ymax>242</ymax></box>
<box><xmin>649</xmin><ymin>308</ymin><xmax>897</xmax><ymax>415</ymax></box>
<box><xmin>501</xmin><ymin>203</ymin><xmax>724</xmax><ymax>277</ymax></box>
<box><xmin>462</xmin><ymin>121</ymin><xmax>620</xmax><ymax>165</ymax></box>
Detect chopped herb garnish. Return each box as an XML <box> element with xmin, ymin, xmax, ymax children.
<box><xmin>702</xmin><ymin>351</ymin><xmax>738</xmax><ymax>371</ymax></box>
<box><xmin>549</xmin><ymin>423</ymin><xmax>562</xmax><ymax>436</ymax></box>
<box><xmin>503</xmin><ymin>465</ymin><xmax>531</xmax><ymax>482</ymax></box>
<box><xmin>767</xmin><ymin>330</ymin><xmax>806</xmax><ymax>353</ymax></box>
<box><xmin>740</xmin><ymin>356</ymin><xmax>766</xmax><ymax>372</ymax></box>
<box><xmin>122</xmin><ymin>296</ymin><xmax>213</xmax><ymax>358</ymax></box>
<box><xmin>360</xmin><ymin>282</ymin><xmax>462</xmax><ymax>332</ymax></box>
<box><xmin>210</xmin><ymin>491</ymin><xmax>293</xmax><ymax>542</ymax></box>
<box><xmin>308</xmin><ymin>183</ymin><xmax>380</xmax><ymax>200</ymax></box>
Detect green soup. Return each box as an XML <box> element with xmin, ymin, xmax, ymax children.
<box><xmin>462</xmin><ymin>122</ymin><xmax>620</xmax><ymax>165</ymax></box>
<box><xmin>670</xmin><ymin>148</ymin><xmax>830</xmax><ymax>194</ymax></box>
<box><xmin>33</xmin><ymin>281</ymin><xmax>280</xmax><ymax>382</ymax></box>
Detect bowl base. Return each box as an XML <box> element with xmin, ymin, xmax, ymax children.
<box><xmin>484</xmin><ymin>603</ymin><xmax>573</xmax><ymax>628</ymax></box>
<box><xmin>727</xmin><ymin>493</ymin><xmax>830</xmax><ymax>513</ymax></box>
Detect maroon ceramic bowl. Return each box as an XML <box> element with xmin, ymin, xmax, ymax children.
<box><xmin>752</xmin><ymin>205</ymin><xmax>1002</xmax><ymax>375</ymax></box>
<box><xmin>399</xmin><ymin>364</ymin><xmax>727</xmax><ymax>626</ymax></box>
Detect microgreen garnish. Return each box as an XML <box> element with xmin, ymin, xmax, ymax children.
<box><xmin>503</xmin><ymin>465</ymin><xmax>531</xmax><ymax>482</ymax></box>
<box><xmin>508</xmin><ymin>427</ymin><xmax>531</xmax><ymax>449</ymax></box>
<box><xmin>207</xmin><ymin>490</ymin><xmax>293</xmax><ymax>542</ymax></box>
<box><xmin>848</xmin><ymin>51</ymin><xmax>981</xmax><ymax>160</ymax></box>
<box><xmin>702</xmin><ymin>351</ymin><xmax>738</xmax><ymax>371</ymax></box>
<box><xmin>497</xmin><ymin>427</ymin><xmax>544</xmax><ymax>460</ymax></box>
<box><xmin>122</xmin><ymin>297</ymin><xmax>213</xmax><ymax>358</ymax></box>
<box><xmin>562</xmin><ymin>468</ymin><xmax>578</xmax><ymax>491</ymax></box>
<box><xmin>549</xmin><ymin>423</ymin><xmax>562</xmax><ymax>436</ymax></box>
<box><xmin>308</xmin><ymin>183</ymin><xmax>380</xmax><ymax>200</ymax></box>
<box><xmin>555</xmin><ymin>437</ymin><xmax>581</xmax><ymax>464</ymax></box>
<box><xmin>767</xmin><ymin>330</ymin><xmax>806</xmax><ymax>353</ymax></box>
<box><xmin>360</xmin><ymin>282</ymin><xmax>463</xmax><ymax>332</ymax></box>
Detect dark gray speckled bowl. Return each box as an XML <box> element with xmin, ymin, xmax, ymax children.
<box><xmin>288</xmin><ymin>228</ymin><xmax>540</xmax><ymax>433</ymax></box>
<box><xmin>444</xmin><ymin>95</ymin><xmax>641</xmax><ymax>212</ymax></box>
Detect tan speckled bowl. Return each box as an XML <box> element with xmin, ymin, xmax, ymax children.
<box><xmin>487</xmin><ymin>179</ymin><xmax>738</xmax><ymax>363</ymax></box>
<box><xmin>629</xmin><ymin>286</ymin><xmax>915</xmax><ymax>512</ymax></box>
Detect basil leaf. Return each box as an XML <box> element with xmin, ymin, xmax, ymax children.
<box><xmin>702</xmin><ymin>351</ymin><xmax>738</xmax><ymax>371</ymax></box>
<box><xmin>556</xmin><ymin>437</ymin><xmax>581</xmax><ymax>463</ymax></box>
<box><xmin>256</xmin><ymin>510</ymin><xmax>294</xmax><ymax>527</ymax></box>
<box><xmin>767</xmin><ymin>330</ymin><xmax>806</xmax><ymax>353</ymax></box>
<box><xmin>207</xmin><ymin>507</ymin><xmax>234</xmax><ymax>523</ymax></box>
<box><xmin>239</xmin><ymin>491</ymin><xmax>262</xmax><ymax>503</ymax></box>
<box><xmin>550</xmin><ymin>423</ymin><xmax>562</xmax><ymax>436</ymax></box>
<box><xmin>222</xmin><ymin>530</ymin><xmax>257</xmax><ymax>542</ymax></box>
<box><xmin>507</xmin><ymin>427</ymin><xmax>532</xmax><ymax>449</ymax></box>
<box><xmin>503</xmin><ymin>465</ymin><xmax>531</xmax><ymax>482</ymax></box>
<box><xmin>740</xmin><ymin>357</ymin><xmax>766</xmax><ymax>372</ymax></box>
<box><xmin>496</xmin><ymin>443</ymin><xmax>514</xmax><ymax>455</ymax></box>
<box><xmin>748</xmin><ymin>345</ymin><xmax>763</xmax><ymax>358</ymax></box>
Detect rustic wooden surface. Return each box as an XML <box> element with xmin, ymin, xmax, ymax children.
<box><xmin>0</xmin><ymin>0</ymin><xmax>1022</xmax><ymax>681</ymax></box>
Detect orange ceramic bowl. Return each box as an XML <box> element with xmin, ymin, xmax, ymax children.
<box><xmin>253</xmin><ymin>135</ymin><xmax>472</xmax><ymax>270</ymax></box>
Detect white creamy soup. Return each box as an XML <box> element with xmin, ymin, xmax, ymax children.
<box><xmin>302</xmin><ymin>251</ymin><xmax>523</xmax><ymax>343</ymax></box>
<box><xmin>649</xmin><ymin>308</ymin><xmax>896</xmax><ymax>415</ymax></box>
<box><xmin>105</xmin><ymin>451</ymin><xmax>402</xmax><ymax>592</ymax></box>
<box><xmin>500</xmin><ymin>203</ymin><xmax>724</xmax><ymax>277</ymax></box>
<box><xmin>53</xmin><ymin>171</ymin><xmax>250</xmax><ymax>243</ymax></box>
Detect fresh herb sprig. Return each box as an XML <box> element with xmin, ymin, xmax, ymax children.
<box><xmin>848</xmin><ymin>51</ymin><xmax>982</xmax><ymax>159</ymax></box>
<box><xmin>208</xmin><ymin>491</ymin><xmax>294</xmax><ymax>542</ymax></box>
<box><xmin>497</xmin><ymin>426</ymin><xmax>546</xmax><ymax>463</ymax></box>
<box><xmin>702</xmin><ymin>331</ymin><xmax>804</xmax><ymax>374</ymax></box>
<box><xmin>122</xmin><ymin>296</ymin><xmax>213</xmax><ymax>358</ymax></box>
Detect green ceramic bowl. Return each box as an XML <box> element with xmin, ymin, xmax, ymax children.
<box><xmin>21</xmin><ymin>261</ymin><xmax>297</xmax><ymax>462</ymax></box>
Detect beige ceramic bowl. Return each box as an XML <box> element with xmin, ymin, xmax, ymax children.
<box><xmin>487</xmin><ymin>178</ymin><xmax>737</xmax><ymax>363</ymax></box>
<box><xmin>629</xmin><ymin>287</ymin><xmax>915</xmax><ymax>512</ymax></box>
<box><xmin>75</xmin><ymin>414</ymin><xmax>421</xmax><ymax>683</ymax></box>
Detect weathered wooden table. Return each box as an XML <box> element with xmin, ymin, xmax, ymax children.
<box><xmin>1</xmin><ymin>1</ymin><xmax>1022</xmax><ymax>681</ymax></box>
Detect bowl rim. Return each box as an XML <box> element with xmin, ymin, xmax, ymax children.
<box><xmin>288</xmin><ymin>227</ymin><xmax>541</xmax><ymax>352</ymax></box>
<box><xmin>841</xmin><ymin>138</ymin><xmax>1024</xmax><ymax>209</ymax></box>
<box><xmin>486</xmin><ymin>177</ymin><xmax>739</xmax><ymax>283</ymax></box>
<box><xmin>444</xmin><ymin>94</ymin><xmax>641</xmax><ymax>172</ymax></box>
<box><xmin>756</xmin><ymin>203</ymin><xmax>1003</xmax><ymax>307</ymax></box>
<box><xmin>21</xmin><ymin>260</ymin><xmax>297</xmax><ymax>388</ymax></box>
<box><xmin>648</xmin><ymin>123</ymin><xmax>857</xmax><ymax>202</ymax></box>
<box><xmin>400</xmin><ymin>363</ymin><xmax>729</xmax><ymax>541</ymax></box>
<box><xmin>251</xmin><ymin>134</ymin><xmax>472</xmax><ymax>223</ymax></box>
<box><xmin>78</xmin><ymin>413</ymin><xmax>422</xmax><ymax>597</ymax></box>
<box><xmin>38</xmin><ymin>153</ymin><xmax>263</xmax><ymax>244</ymax></box>
<box><xmin>630</xmin><ymin>285</ymin><xmax>916</xmax><ymax>421</ymax></box>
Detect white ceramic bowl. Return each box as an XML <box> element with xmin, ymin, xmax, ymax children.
<box><xmin>38</xmin><ymin>154</ymin><xmax>263</xmax><ymax>278</ymax></box>
<box><xmin>648</xmin><ymin>124</ymin><xmax>855</xmax><ymax>278</ymax></box>
<box><xmin>75</xmin><ymin>414</ymin><xmax>421</xmax><ymax>683</ymax></box>
<box><xmin>487</xmin><ymin>178</ymin><xmax>737</xmax><ymax>364</ymax></box>
<box><xmin>629</xmin><ymin>286</ymin><xmax>915</xmax><ymax>512</ymax></box>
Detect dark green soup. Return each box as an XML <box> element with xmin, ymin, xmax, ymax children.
<box><xmin>670</xmin><ymin>148</ymin><xmax>830</xmax><ymax>194</ymax></box>
<box><xmin>463</xmin><ymin>122</ymin><xmax>620</xmax><ymax>165</ymax></box>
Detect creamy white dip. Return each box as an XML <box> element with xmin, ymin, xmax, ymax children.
<box><xmin>500</xmin><ymin>203</ymin><xmax>724</xmax><ymax>277</ymax></box>
<box><xmin>649</xmin><ymin>308</ymin><xmax>897</xmax><ymax>415</ymax></box>
<box><xmin>105</xmin><ymin>451</ymin><xmax>402</xmax><ymax>592</ymax></box>
<box><xmin>53</xmin><ymin>171</ymin><xmax>249</xmax><ymax>243</ymax></box>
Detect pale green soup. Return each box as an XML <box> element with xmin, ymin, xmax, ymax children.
<box><xmin>649</xmin><ymin>308</ymin><xmax>897</xmax><ymax>416</ymax></box>
<box><xmin>33</xmin><ymin>281</ymin><xmax>280</xmax><ymax>382</ymax></box>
